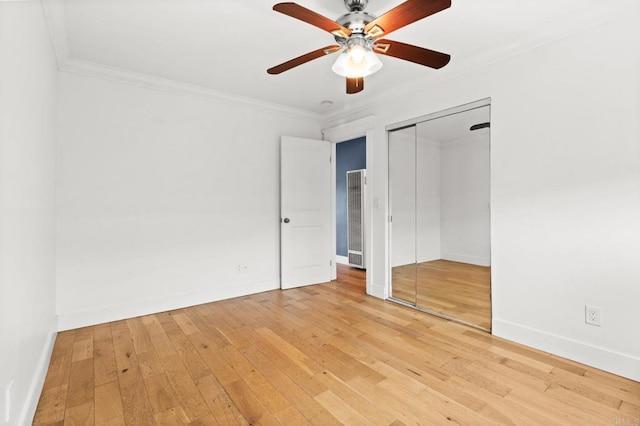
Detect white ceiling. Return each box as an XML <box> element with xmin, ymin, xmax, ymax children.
<box><xmin>52</xmin><ymin>0</ymin><xmax>636</xmax><ymax>116</ymax></box>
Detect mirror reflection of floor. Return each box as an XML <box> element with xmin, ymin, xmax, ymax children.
<box><xmin>391</xmin><ymin>260</ymin><xmax>491</xmax><ymax>330</ymax></box>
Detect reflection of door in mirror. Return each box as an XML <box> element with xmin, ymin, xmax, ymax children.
<box><xmin>389</xmin><ymin>126</ymin><xmax>417</xmax><ymax>305</ymax></box>
<box><xmin>389</xmin><ymin>103</ymin><xmax>492</xmax><ymax>331</ymax></box>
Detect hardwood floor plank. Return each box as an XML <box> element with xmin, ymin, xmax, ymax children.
<box><xmin>445</xmin><ymin>375</ymin><xmax>559</xmax><ymax>425</ymax></box>
<box><xmin>111</xmin><ymin>321</ymin><xmax>155</xmax><ymax>424</ymax></box>
<box><xmin>196</xmin><ymin>375</ymin><xmax>246</xmax><ymax>425</ymax></box>
<box><xmin>171</xmin><ymin>312</ymin><xmax>199</xmax><ymax>336</ymax></box>
<box><xmin>154</xmin><ymin>406</ymin><xmax>190</xmax><ymax>425</ymax></box>
<box><xmin>32</xmin><ymin>385</ymin><xmax>67</xmax><ymax>425</ymax></box>
<box><xmin>66</xmin><ymin>358</ymin><xmax>94</xmax><ymax>409</ymax></box>
<box><xmin>467</xmin><ymin>359</ymin><xmax>550</xmax><ymax>392</ymax></box>
<box><xmin>93</xmin><ymin>325</ymin><xmax>118</xmax><ymax>387</ymax></box>
<box><xmin>272</xmin><ymin>405</ymin><xmax>310</xmax><ymax>425</ymax></box>
<box><xmin>157</xmin><ymin>311</ymin><xmax>184</xmax><ymax>340</ymax></box>
<box><xmin>115</xmin><ymin>364</ymin><xmax>155</xmax><ymax>425</ymax></box>
<box><xmin>34</xmin><ymin>265</ymin><xmax>639</xmax><ymax>426</ymax></box>
<box><xmin>314</xmin><ymin>390</ymin><xmax>370</xmax><ymax>425</ymax></box>
<box><xmin>219</xmin><ymin>344</ymin><xmax>290</xmax><ymax>414</ymax></box>
<box><xmin>543</xmin><ymin>382</ymin><xmax>623</xmax><ymax>421</ymax></box>
<box><xmin>64</xmin><ymin>401</ymin><xmax>94</xmax><ymax>425</ymax></box>
<box><xmin>240</xmin><ymin>345</ymin><xmax>337</xmax><ymax>425</ymax></box>
<box><xmin>377</xmin><ymin>376</ymin><xmax>493</xmax><ymax>424</ymax></box>
<box><xmin>158</xmin><ymin>354</ymin><xmax>212</xmax><ymax>422</ymax></box>
<box><xmin>143</xmin><ymin>373</ymin><xmax>180</xmax><ymax>414</ymax></box>
<box><xmin>505</xmin><ymin>387</ymin><xmax>604</xmax><ymax>424</ymax></box>
<box><xmin>95</xmin><ymin>415</ymin><xmax>125</xmax><ymax>426</ymax></box>
<box><xmin>345</xmin><ymin>376</ymin><xmax>436</xmax><ymax>425</ymax></box>
<box><xmin>247</xmin><ymin>327</ymin><xmax>329</xmax><ymax>397</ymax></box>
<box><xmin>186</xmin><ymin>331</ymin><xmax>239</xmax><ymax>386</ymax></box>
<box><xmin>94</xmin><ymin>381</ymin><xmax>123</xmax><ymax>424</ymax></box>
<box><xmin>186</xmin><ymin>414</ymin><xmax>220</xmax><ymax>426</ymax></box>
<box><xmin>202</xmin><ymin>312</ymin><xmax>253</xmax><ymax>350</ymax></box>
<box><xmin>126</xmin><ymin>317</ymin><xmax>154</xmax><ymax>355</ymax></box>
<box><xmin>315</xmin><ymin>370</ymin><xmax>397</xmax><ymax>425</ymax></box>
<box><xmin>223</xmin><ymin>379</ymin><xmax>280</xmax><ymax>425</ymax></box>
<box><xmin>137</xmin><ymin>349</ymin><xmax>164</xmax><ymax>379</ymax></box>
<box><xmin>43</xmin><ymin>331</ymin><xmax>75</xmax><ymax>388</ymax></box>
<box><xmin>619</xmin><ymin>401</ymin><xmax>640</xmax><ymax>419</ymax></box>
<box><xmin>441</xmin><ymin>358</ymin><xmax>510</xmax><ymax>397</ymax></box>
<box><xmin>72</xmin><ymin>338</ymin><xmax>93</xmax><ymax>363</ymax></box>
<box><xmin>141</xmin><ymin>315</ymin><xmax>177</xmax><ymax>359</ymax></box>
<box><xmin>166</xmin><ymin>333</ymin><xmax>212</xmax><ymax>381</ymax></box>
<box><xmin>255</xmin><ymin>326</ymin><xmax>320</xmax><ymax>376</ymax></box>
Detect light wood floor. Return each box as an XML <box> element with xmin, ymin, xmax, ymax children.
<box><xmin>392</xmin><ymin>260</ymin><xmax>491</xmax><ymax>330</ymax></box>
<box><xmin>35</xmin><ymin>265</ymin><xmax>639</xmax><ymax>425</ymax></box>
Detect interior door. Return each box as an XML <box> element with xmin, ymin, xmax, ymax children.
<box><xmin>280</xmin><ymin>136</ymin><xmax>332</xmax><ymax>289</ymax></box>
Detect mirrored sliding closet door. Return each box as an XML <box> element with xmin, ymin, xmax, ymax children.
<box><xmin>389</xmin><ymin>102</ymin><xmax>492</xmax><ymax>331</ymax></box>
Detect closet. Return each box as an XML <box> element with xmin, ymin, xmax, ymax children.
<box><xmin>388</xmin><ymin>100</ymin><xmax>492</xmax><ymax>330</ymax></box>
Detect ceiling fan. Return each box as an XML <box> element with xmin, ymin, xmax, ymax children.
<box><xmin>267</xmin><ymin>0</ymin><xmax>452</xmax><ymax>94</ymax></box>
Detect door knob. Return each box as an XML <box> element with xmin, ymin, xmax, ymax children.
<box><xmin>283</xmin><ymin>218</ymin><xmax>290</xmax><ymax>223</ymax></box>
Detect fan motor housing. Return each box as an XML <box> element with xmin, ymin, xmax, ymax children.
<box><xmin>336</xmin><ymin>11</ymin><xmax>376</xmax><ymax>35</ymax></box>
<box><xmin>344</xmin><ymin>0</ymin><xmax>368</xmax><ymax>12</ymax></box>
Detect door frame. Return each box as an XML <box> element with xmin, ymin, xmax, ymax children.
<box><xmin>322</xmin><ymin>116</ymin><xmax>374</xmax><ymax>295</ymax></box>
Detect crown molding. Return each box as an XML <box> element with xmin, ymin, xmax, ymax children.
<box><xmin>60</xmin><ymin>58</ymin><xmax>323</xmax><ymax>121</ymax></box>
<box><xmin>41</xmin><ymin>0</ymin><xmax>638</xmax><ymax>124</ymax></box>
<box><xmin>40</xmin><ymin>0</ymin><xmax>322</xmax><ymax>121</ymax></box>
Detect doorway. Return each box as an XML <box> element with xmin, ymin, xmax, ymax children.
<box><xmin>388</xmin><ymin>100</ymin><xmax>492</xmax><ymax>331</ymax></box>
<box><xmin>280</xmin><ymin>115</ymin><xmax>374</xmax><ymax>293</ymax></box>
<box><xmin>335</xmin><ymin>137</ymin><xmax>366</xmax><ymax>269</ymax></box>
<box><xmin>324</xmin><ymin>116</ymin><xmax>374</xmax><ymax>295</ymax></box>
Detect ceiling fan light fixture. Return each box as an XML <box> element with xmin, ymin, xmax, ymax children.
<box><xmin>268</xmin><ymin>0</ymin><xmax>452</xmax><ymax>94</ymax></box>
<box><xmin>331</xmin><ymin>46</ymin><xmax>382</xmax><ymax>78</ymax></box>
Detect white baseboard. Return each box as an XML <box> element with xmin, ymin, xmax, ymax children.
<box><xmin>19</xmin><ymin>322</ymin><xmax>58</xmax><ymax>426</ymax></box>
<box><xmin>493</xmin><ymin>318</ymin><xmax>640</xmax><ymax>382</ymax></box>
<box><xmin>441</xmin><ymin>252</ymin><xmax>491</xmax><ymax>267</ymax></box>
<box><xmin>336</xmin><ymin>255</ymin><xmax>349</xmax><ymax>265</ymax></box>
<box><xmin>57</xmin><ymin>279</ymin><xmax>279</xmax><ymax>331</ymax></box>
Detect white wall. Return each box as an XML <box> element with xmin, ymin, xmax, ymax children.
<box><xmin>440</xmin><ymin>134</ymin><xmax>491</xmax><ymax>266</ymax></box>
<box><xmin>56</xmin><ymin>72</ymin><xmax>322</xmax><ymax>330</ymax></box>
<box><xmin>0</xmin><ymin>2</ymin><xmax>59</xmax><ymax>424</ymax></box>
<box><xmin>392</xmin><ymin>130</ymin><xmax>488</xmax><ymax>267</ymax></box>
<box><xmin>326</xmin><ymin>10</ymin><xmax>640</xmax><ymax>380</ymax></box>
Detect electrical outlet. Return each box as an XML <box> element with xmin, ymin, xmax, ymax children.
<box><xmin>585</xmin><ymin>305</ymin><xmax>602</xmax><ymax>327</ymax></box>
<box><xmin>4</xmin><ymin>380</ymin><xmax>13</xmax><ymax>424</ymax></box>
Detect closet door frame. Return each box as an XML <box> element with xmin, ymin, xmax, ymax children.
<box><xmin>386</xmin><ymin>98</ymin><xmax>492</xmax><ymax>331</ymax></box>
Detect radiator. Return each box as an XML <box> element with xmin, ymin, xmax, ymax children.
<box><xmin>347</xmin><ymin>169</ymin><xmax>366</xmax><ymax>268</ymax></box>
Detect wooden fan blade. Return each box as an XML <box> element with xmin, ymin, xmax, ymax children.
<box><xmin>365</xmin><ymin>0</ymin><xmax>451</xmax><ymax>38</ymax></box>
<box><xmin>346</xmin><ymin>77</ymin><xmax>364</xmax><ymax>94</ymax></box>
<box><xmin>273</xmin><ymin>3</ymin><xmax>351</xmax><ymax>38</ymax></box>
<box><xmin>374</xmin><ymin>39</ymin><xmax>450</xmax><ymax>69</ymax></box>
<box><xmin>267</xmin><ymin>45</ymin><xmax>341</xmax><ymax>74</ymax></box>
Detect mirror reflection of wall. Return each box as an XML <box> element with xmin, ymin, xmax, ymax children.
<box><xmin>389</xmin><ymin>126</ymin><xmax>417</xmax><ymax>305</ymax></box>
<box><xmin>389</xmin><ymin>103</ymin><xmax>492</xmax><ymax>331</ymax></box>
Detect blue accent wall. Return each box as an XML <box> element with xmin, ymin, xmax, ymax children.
<box><xmin>336</xmin><ymin>137</ymin><xmax>366</xmax><ymax>257</ymax></box>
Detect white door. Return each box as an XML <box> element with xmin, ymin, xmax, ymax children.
<box><xmin>280</xmin><ymin>136</ymin><xmax>332</xmax><ymax>289</ymax></box>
